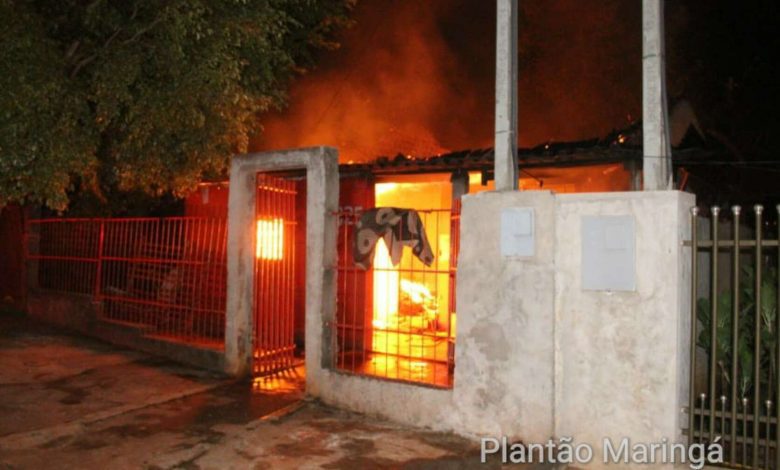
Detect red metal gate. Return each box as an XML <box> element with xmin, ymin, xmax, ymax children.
<box><xmin>254</xmin><ymin>173</ymin><xmax>297</xmax><ymax>375</ymax></box>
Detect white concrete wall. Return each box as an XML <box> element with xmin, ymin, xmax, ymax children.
<box><xmin>291</xmin><ymin>187</ymin><xmax>695</xmax><ymax>467</ymax></box>
<box><xmin>453</xmin><ymin>190</ymin><xmax>556</xmax><ymax>441</ymax></box>
<box><xmin>554</xmin><ymin>191</ymin><xmax>694</xmax><ymax>468</ymax></box>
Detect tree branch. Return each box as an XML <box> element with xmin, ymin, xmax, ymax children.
<box><xmin>69</xmin><ymin>54</ymin><xmax>97</xmax><ymax>79</ymax></box>
<box><xmin>65</xmin><ymin>40</ymin><xmax>81</xmax><ymax>60</ymax></box>
<box><xmin>68</xmin><ymin>28</ymin><xmax>122</xmax><ymax>79</ymax></box>
<box><xmin>122</xmin><ymin>17</ymin><xmax>163</xmax><ymax>45</ymax></box>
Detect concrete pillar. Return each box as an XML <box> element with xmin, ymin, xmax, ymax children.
<box><xmin>450</xmin><ymin>171</ymin><xmax>469</xmax><ymax>202</ymax></box>
<box><xmin>494</xmin><ymin>0</ymin><xmax>519</xmax><ymax>191</ymax></box>
<box><xmin>624</xmin><ymin>159</ymin><xmax>642</xmax><ymax>192</ymax></box>
<box><xmin>554</xmin><ymin>191</ymin><xmax>694</xmax><ymax>468</ymax></box>
<box><xmin>455</xmin><ymin>191</ymin><xmax>556</xmax><ymax>441</ymax></box>
<box><xmin>224</xmin><ymin>147</ymin><xmax>338</xmax><ymax>378</ymax></box>
<box><xmin>642</xmin><ymin>0</ymin><xmax>671</xmax><ymax>190</ymax></box>
<box><xmin>225</xmin><ymin>159</ymin><xmax>257</xmax><ymax>378</ymax></box>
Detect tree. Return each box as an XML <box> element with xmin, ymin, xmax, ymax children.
<box><xmin>0</xmin><ymin>0</ymin><xmax>354</xmax><ymax>211</ymax></box>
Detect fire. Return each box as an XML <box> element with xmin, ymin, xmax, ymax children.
<box><xmin>400</xmin><ymin>279</ymin><xmax>433</xmax><ymax>304</ymax></box>
<box><xmin>372</xmin><ymin>238</ymin><xmax>398</xmax><ymax>329</ymax></box>
<box><xmin>374</xmin><ymin>182</ymin><xmax>399</xmax><ymax>197</ymax></box>
<box><xmin>364</xmin><ymin>180</ymin><xmax>456</xmax><ymax>384</ymax></box>
<box><xmin>371</xmin><ymin>180</ymin><xmax>453</xmax><ymax>334</ymax></box>
<box><xmin>256</xmin><ymin>218</ymin><xmax>284</xmax><ymax>260</ymax></box>
<box><xmin>370</xmin><ymin>241</ymin><xmax>440</xmax><ymax>330</ymax></box>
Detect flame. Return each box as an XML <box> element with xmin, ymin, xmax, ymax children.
<box><xmin>256</xmin><ymin>219</ymin><xmax>284</xmax><ymax>260</ymax></box>
<box><xmin>374</xmin><ymin>183</ymin><xmax>399</xmax><ymax>197</ymax></box>
<box><xmin>372</xmin><ymin>238</ymin><xmax>398</xmax><ymax>329</ymax></box>
<box><xmin>400</xmin><ymin>279</ymin><xmax>434</xmax><ymax>304</ymax></box>
<box><xmin>251</xmin><ymin>1</ymin><xmax>642</xmax><ymax>162</ymax></box>
<box><xmin>370</xmin><ymin>180</ymin><xmax>451</xmax><ymax>333</ymax></box>
<box><xmin>370</xmin><ymin>244</ymin><xmax>440</xmax><ymax>330</ymax></box>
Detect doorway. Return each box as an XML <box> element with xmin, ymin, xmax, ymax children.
<box><xmin>253</xmin><ymin>172</ymin><xmax>305</xmax><ymax>377</ymax></box>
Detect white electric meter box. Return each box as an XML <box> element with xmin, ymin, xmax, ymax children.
<box><xmin>500</xmin><ymin>207</ymin><xmax>534</xmax><ymax>257</ymax></box>
<box><xmin>581</xmin><ymin>215</ymin><xmax>636</xmax><ymax>291</ymax></box>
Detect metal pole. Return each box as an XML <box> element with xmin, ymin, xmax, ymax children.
<box><xmin>776</xmin><ymin>205</ymin><xmax>780</xmax><ymax>470</ymax></box>
<box><xmin>494</xmin><ymin>0</ymin><xmax>518</xmax><ymax>191</ymax></box>
<box><xmin>642</xmin><ymin>0</ymin><xmax>671</xmax><ymax>190</ymax></box>
<box><xmin>709</xmin><ymin>207</ymin><xmax>720</xmax><ymax>441</ymax></box>
<box><xmin>753</xmin><ymin>204</ymin><xmax>764</xmax><ymax>467</ymax></box>
<box><xmin>689</xmin><ymin>206</ymin><xmax>699</xmax><ymax>446</ymax></box>
<box><xmin>730</xmin><ymin>205</ymin><xmax>741</xmax><ymax>465</ymax></box>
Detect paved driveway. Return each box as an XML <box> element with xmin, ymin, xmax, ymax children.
<box><xmin>0</xmin><ymin>313</ymin><xmax>501</xmax><ymax>469</ymax></box>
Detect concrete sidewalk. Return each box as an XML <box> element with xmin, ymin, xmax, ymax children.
<box><xmin>0</xmin><ymin>312</ymin><xmax>236</xmax><ymax>449</ymax></box>
<box><xmin>0</xmin><ymin>313</ymin><xmax>500</xmax><ymax>469</ymax></box>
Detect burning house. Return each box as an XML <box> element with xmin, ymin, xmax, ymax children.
<box><xmin>180</xmin><ymin>120</ymin><xmax>705</xmax><ymax>388</ymax></box>
<box><xmin>23</xmin><ymin>113</ymin><xmax>710</xmax><ymax>390</ymax></box>
<box><xmin>14</xmin><ymin>1</ymin><xmax>779</xmax><ymax>467</ymax></box>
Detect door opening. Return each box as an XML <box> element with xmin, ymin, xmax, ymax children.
<box><xmin>253</xmin><ymin>172</ymin><xmax>306</xmax><ymax>380</ymax></box>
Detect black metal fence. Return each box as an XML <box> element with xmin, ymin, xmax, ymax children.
<box><xmin>687</xmin><ymin>204</ymin><xmax>780</xmax><ymax>469</ymax></box>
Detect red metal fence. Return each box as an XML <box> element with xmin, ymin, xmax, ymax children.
<box><xmin>26</xmin><ymin>197</ymin><xmax>461</xmax><ymax>381</ymax></box>
<box><xmin>335</xmin><ymin>206</ymin><xmax>458</xmax><ymax>388</ymax></box>
<box><xmin>254</xmin><ymin>174</ymin><xmax>298</xmax><ymax>375</ymax></box>
<box><xmin>26</xmin><ymin>217</ymin><xmax>227</xmax><ymax>348</ymax></box>
<box><xmin>28</xmin><ymin>218</ymin><xmax>101</xmax><ymax>295</ymax></box>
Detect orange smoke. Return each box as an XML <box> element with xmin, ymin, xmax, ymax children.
<box><xmin>253</xmin><ymin>1</ymin><xmax>454</xmax><ymax>162</ymax></box>
<box><xmin>252</xmin><ymin>0</ymin><xmax>641</xmax><ymax>162</ymax></box>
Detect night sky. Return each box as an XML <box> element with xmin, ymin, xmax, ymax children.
<box><xmin>253</xmin><ymin>0</ymin><xmax>778</xmax><ymax>165</ymax></box>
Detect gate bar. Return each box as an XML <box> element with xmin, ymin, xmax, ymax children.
<box><xmin>709</xmin><ymin>206</ymin><xmax>720</xmax><ymax>442</ymax></box>
<box><xmin>776</xmin><ymin>204</ymin><xmax>780</xmax><ymax>470</ymax></box>
<box><xmin>731</xmin><ymin>205</ymin><xmax>741</xmax><ymax>465</ymax></box>
<box><xmin>753</xmin><ymin>204</ymin><xmax>764</xmax><ymax>467</ymax></box>
<box><xmin>689</xmin><ymin>206</ymin><xmax>699</xmax><ymax>446</ymax></box>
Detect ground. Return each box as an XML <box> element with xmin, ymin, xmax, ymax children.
<box><xmin>0</xmin><ymin>311</ymin><xmax>515</xmax><ymax>469</ymax></box>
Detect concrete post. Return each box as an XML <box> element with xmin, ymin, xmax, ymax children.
<box><xmin>554</xmin><ymin>191</ymin><xmax>694</xmax><ymax>468</ymax></box>
<box><xmin>224</xmin><ymin>147</ymin><xmax>339</xmax><ymax>378</ymax></box>
<box><xmin>494</xmin><ymin>0</ymin><xmax>519</xmax><ymax>191</ymax></box>
<box><xmin>225</xmin><ymin>159</ymin><xmax>257</xmax><ymax>378</ymax></box>
<box><xmin>642</xmin><ymin>0</ymin><xmax>671</xmax><ymax>190</ymax></box>
<box><xmin>450</xmin><ymin>171</ymin><xmax>469</xmax><ymax>202</ymax></box>
<box><xmin>455</xmin><ymin>191</ymin><xmax>556</xmax><ymax>440</ymax></box>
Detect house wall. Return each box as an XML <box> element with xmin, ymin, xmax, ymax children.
<box><xmin>184</xmin><ymin>184</ymin><xmax>229</xmax><ymax>218</ymax></box>
<box><xmin>304</xmin><ymin>189</ymin><xmax>694</xmax><ymax>469</ymax></box>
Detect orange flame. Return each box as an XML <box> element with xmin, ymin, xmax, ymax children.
<box><xmin>372</xmin><ymin>239</ymin><xmax>398</xmax><ymax>329</ymax></box>
<box><xmin>400</xmin><ymin>279</ymin><xmax>434</xmax><ymax>304</ymax></box>
<box><xmin>256</xmin><ymin>219</ymin><xmax>284</xmax><ymax>260</ymax></box>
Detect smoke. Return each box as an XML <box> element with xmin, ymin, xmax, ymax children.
<box><xmin>516</xmin><ymin>1</ymin><xmax>641</xmax><ymax>145</ymax></box>
<box><xmin>252</xmin><ymin>0</ymin><xmax>641</xmax><ymax>163</ymax></box>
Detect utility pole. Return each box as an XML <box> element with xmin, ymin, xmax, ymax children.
<box><xmin>495</xmin><ymin>0</ymin><xmax>519</xmax><ymax>191</ymax></box>
<box><xmin>642</xmin><ymin>0</ymin><xmax>671</xmax><ymax>190</ymax></box>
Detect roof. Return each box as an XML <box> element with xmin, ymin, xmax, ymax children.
<box><xmin>339</xmin><ymin>122</ymin><xmax>712</xmax><ymax>177</ymax></box>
